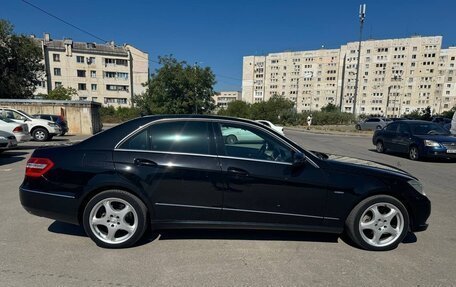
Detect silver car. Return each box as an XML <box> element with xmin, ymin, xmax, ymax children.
<box><xmin>0</xmin><ymin>130</ymin><xmax>18</xmax><ymax>154</ymax></box>
<box><xmin>355</xmin><ymin>117</ymin><xmax>392</xmax><ymax>131</ymax></box>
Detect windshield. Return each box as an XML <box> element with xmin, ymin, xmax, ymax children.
<box><xmin>410</xmin><ymin>123</ymin><xmax>451</xmax><ymax>135</ymax></box>
<box><xmin>18</xmin><ymin>110</ymin><xmax>33</xmax><ymax>118</ymax></box>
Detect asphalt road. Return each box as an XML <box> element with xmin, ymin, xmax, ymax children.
<box><xmin>0</xmin><ymin>130</ymin><xmax>455</xmax><ymax>286</ymax></box>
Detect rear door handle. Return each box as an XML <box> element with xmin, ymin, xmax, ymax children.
<box><xmin>227</xmin><ymin>167</ymin><xmax>249</xmax><ymax>177</ymax></box>
<box><xmin>134</xmin><ymin>158</ymin><xmax>157</xmax><ymax>167</ymax></box>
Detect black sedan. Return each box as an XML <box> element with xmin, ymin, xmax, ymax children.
<box><xmin>373</xmin><ymin>120</ymin><xmax>456</xmax><ymax>161</ymax></box>
<box><xmin>20</xmin><ymin>115</ymin><xmax>430</xmax><ymax>251</ymax></box>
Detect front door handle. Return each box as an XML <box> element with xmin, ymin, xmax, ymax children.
<box><xmin>134</xmin><ymin>158</ymin><xmax>157</xmax><ymax>167</ymax></box>
<box><xmin>227</xmin><ymin>167</ymin><xmax>249</xmax><ymax>177</ymax></box>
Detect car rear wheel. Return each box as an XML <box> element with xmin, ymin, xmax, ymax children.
<box><xmin>83</xmin><ymin>190</ymin><xmax>148</xmax><ymax>248</ymax></box>
<box><xmin>225</xmin><ymin>135</ymin><xmax>238</xmax><ymax>144</ymax></box>
<box><xmin>345</xmin><ymin>195</ymin><xmax>409</xmax><ymax>251</ymax></box>
<box><xmin>376</xmin><ymin>141</ymin><xmax>385</xmax><ymax>153</ymax></box>
<box><xmin>32</xmin><ymin>128</ymin><xmax>49</xmax><ymax>141</ymax></box>
<box><xmin>409</xmin><ymin>146</ymin><xmax>419</xmax><ymax>161</ymax></box>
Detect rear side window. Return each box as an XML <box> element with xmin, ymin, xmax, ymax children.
<box><xmin>385</xmin><ymin>122</ymin><xmax>398</xmax><ymax>132</ymax></box>
<box><xmin>119</xmin><ymin>121</ymin><xmax>211</xmax><ymax>155</ymax></box>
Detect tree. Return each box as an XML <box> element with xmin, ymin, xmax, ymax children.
<box><xmin>0</xmin><ymin>19</ymin><xmax>44</xmax><ymax>98</ymax></box>
<box><xmin>134</xmin><ymin>55</ymin><xmax>216</xmax><ymax>114</ymax></box>
<box><xmin>44</xmin><ymin>86</ymin><xmax>77</xmax><ymax>100</ymax></box>
<box><xmin>218</xmin><ymin>100</ymin><xmax>251</xmax><ymax>118</ymax></box>
<box><xmin>320</xmin><ymin>103</ymin><xmax>338</xmax><ymax>112</ymax></box>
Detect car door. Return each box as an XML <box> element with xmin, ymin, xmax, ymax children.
<box><xmin>396</xmin><ymin>123</ymin><xmax>412</xmax><ymax>153</ymax></box>
<box><xmin>214</xmin><ymin>121</ymin><xmax>328</xmax><ymax>227</ymax></box>
<box><xmin>382</xmin><ymin>122</ymin><xmax>399</xmax><ymax>151</ymax></box>
<box><xmin>113</xmin><ymin>120</ymin><xmax>224</xmax><ymax>222</ymax></box>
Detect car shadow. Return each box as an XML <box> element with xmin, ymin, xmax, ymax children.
<box><xmin>48</xmin><ymin>221</ymin><xmax>339</xmax><ymax>246</ymax></box>
<box><xmin>367</xmin><ymin>149</ymin><xmax>456</xmax><ymax>163</ymax></box>
<box><xmin>0</xmin><ymin>151</ymin><xmax>28</xmax><ymax>165</ymax></box>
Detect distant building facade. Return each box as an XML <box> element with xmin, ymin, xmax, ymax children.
<box><xmin>213</xmin><ymin>91</ymin><xmax>241</xmax><ymax>108</ymax></box>
<box><xmin>33</xmin><ymin>33</ymin><xmax>148</xmax><ymax>107</ymax></box>
<box><xmin>242</xmin><ymin>35</ymin><xmax>456</xmax><ymax>115</ymax></box>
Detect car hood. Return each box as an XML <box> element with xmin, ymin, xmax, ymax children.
<box><xmin>414</xmin><ymin>134</ymin><xmax>456</xmax><ymax>143</ymax></box>
<box><xmin>315</xmin><ymin>152</ymin><xmax>415</xmax><ymax>180</ymax></box>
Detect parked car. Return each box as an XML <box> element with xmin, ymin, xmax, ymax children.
<box><xmin>389</xmin><ymin>117</ymin><xmax>406</xmax><ymax>121</ymax></box>
<box><xmin>355</xmin><ymin>117</ymin><xmax>392</xmax><ymax>131</ymax></box>
<box><xmin>0</xmin><ymin>108</ymin><xmax>61</xmax><ymax>141</ymax></box>
<box><xmin>222</xmin><ymin>126</ymin><xmax>263</xmax><ymax>144</ymax></box>
<box><xmin>451</xmin><ymin>112</ymin><xmax>456</xmax><ymax>135</ymax></box>
<box><xmin>20</xmin><ymin>115</ymin><xmax>430</xmax><ymax>251</ymax></box>
<box><xmin>431</xmin><ymin>117</ymin><xmax>451</xmax><ymax>127</ymax></box>
<box><xmin>0</xmin><ymin>130</ymin><xmax>18</xmax><ymax>154</ymax></box>
<box><xmin>0</xmin><ymin>117</ymin><xmax>32</xmax><ymax>142</ymax></box>
<box><xmin>255</xmin><ymin>120</ymin><xmax>285</xmax><ymax>135</ymax></box>
<box><xmin>32</xmin><ymin>114</ymin><xmax>68</xmax><ymax>136</ymax></box>
<box><xmin>373</xmin><ymin>120</ymin><xmax>456</xmax><ymax>160</ymax></box>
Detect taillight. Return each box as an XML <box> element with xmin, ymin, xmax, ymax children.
<box><xmin>25</xmin><ymin>158</ymin><xmax>54</xmax><ymax>177</ymax></box>
<box><xmin>13</xmin><ymin>126</ymin><xmax>23</xmax><ymax>133</ymax></box>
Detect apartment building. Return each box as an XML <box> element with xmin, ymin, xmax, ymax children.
<box><xmin>213</xmin><ymin>91</ymin><xmax>241</xmax><ymax>108</ymax></box>
<box><xmin>34</xmin><ymin>33</ymin><xmax>149</xmax><ymax>107</ymax></box>
<box><xmin>243</xmin><ymin>35</ymin><xmax>456</xmax><ymax>115</ymax></box>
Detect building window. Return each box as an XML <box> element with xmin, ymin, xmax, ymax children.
<box><xmin>53</xmin><ymin>54</ymin><xmax>60</xmax><ymax>62</ymax></box>
<box><xmin>104</xmin><ymin>97</ymin><xmax>128</xmax><ymax>104</ymax></box>
<box><xmin>87</xmin><ymin>57</ymin><xmax>95</xmax><ymax>64</ymax></box>
<box><xmin>79</xmin><ymin>97</ymin><xmax>88</xmax><ymax>101</ymax></box>
<box><xmin>54</xmin><ymin>82</ymin><xmax>62</xmax><ymax>88</ymax></box>
<box><xmin>91</xmin><ymin>71</ymin><xmax>96</xmax><ymax>78</ymax></box>
<box><xmin>91</xmin><ymin>84</ymin><xmax>97</xmax><ymax>91</ymax></box>
<box><xmin>77</xmin><ymin>70</ymin><xmax>86</xmax><ymax>77</ymax></box>
<box><xmin>106</xmin><ymin>84</ymin><xmax>129</xmax><ymax>92</ymax></box>
<box><xmin>104</xmin><ymin>58</ymin><xmax>128</xmax><ymax>66</ymax></box>
<box><xmin>53</xmin><ymin>68</ymin><xmax>61</xmax><ymax>76</ymax></box>
<box><xmin>76</xmin><ymin>56</ymin><xmax>85</xmax><ymax>63</ymax></box>
<box><xmin>92</xmin><ymin>97</ymin><xmax>98</xmax><ymax>102</ymax></box>
<box><xmin>78</xmin><ymin>83</ymin><xmax>87</xmax><ymax>90</ymax></box>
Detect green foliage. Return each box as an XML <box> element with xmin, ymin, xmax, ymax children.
<box><xmin>438</xmin><ymin>106</ymin><xmax>455</xmax><ymax>119</ymax></box>
<box><xmin>0</xmin><ymin>19</ymin><xmax>44</xmax><ymax>98</ymax></box>
<box><xmin>421</xmin><ymin>106</ymin><xmax>432</xmax><ymax>121</ymax></box>
<box><xmin>100</xmin><ymin>106</ymin><xmax>142</xmax><ymax>123</ymax></box>
<box><xmin>134</xmin><ymin>55</ymin><xmax>216</xmax><ymax>114</ymax></box>
<box><xmin>217</xmin><ymin>96</ymin><xmax>354</xmax><ymax>126</ymax></box>
<box><xmin>44</xmin><ymin>86</ymin><xmax>77</xmax><ymax>100</ymax></box>
<box><xmin>320</xmin><ymin>103</ymin><xmax>338</xmax><ymax>113</ymax></box>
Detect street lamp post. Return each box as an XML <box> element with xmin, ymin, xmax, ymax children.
<box><xmin>352</xmin><ymin>4</ymin><xmax>366</xmax><ymax>117</ymax></box>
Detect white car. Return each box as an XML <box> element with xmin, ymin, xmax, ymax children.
<box><xmin>0</xmin><ymin>108</ymin><xmax>61</xmax><ymax>141</ymax></box>
<box><xmin>255</xmin><ymin>120</ymin><xmax>285</xmax><ymax>135</ymax></box>
<box><xmin>0</xmin><ymin>130</ymin><xmax>18</xmax><ymax>154</ymax></box>
<box><xmin>0</xmin><ymin>118</ymin><xmax>32</xmax><ymax>142</ymax></box>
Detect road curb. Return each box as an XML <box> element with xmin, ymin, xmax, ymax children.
<box><xmin>284</xmin><ymin>126</ymin><xmax>373</xmax><ymax>138</ymax></box>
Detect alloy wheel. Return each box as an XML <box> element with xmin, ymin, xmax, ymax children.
<box><xmin>35</xmin><ymin>130</ymin><xmax>46</xmax><ymax>141</ymax></box>
<box><xmin>409</xmin><ymin>147</ymin><xmax>419</xmax><ymax>160</ymax></box>
<box><xmin>89</xmin><ymin>198</ymin><xmax>138</xmax><ymax>245</ymax></box>
<box><xmin>358</xmin><ymin>202</ymin><xmax>404</xmax><ymax>248</ymax></box>
<box><xmin>376</xmin><ymin>141</ymin><xmax>384</xmax><ymax>153</ymax></box>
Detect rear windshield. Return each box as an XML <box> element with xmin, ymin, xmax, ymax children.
<box><xmin>410</xmin><ymin>123</ymin><xmax>450</xmax><ymax>135</ymax></box>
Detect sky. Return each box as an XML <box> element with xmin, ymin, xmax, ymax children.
<box><xmin>1</xmin><ymin>0</ymin><xmax>456</xmax><ymax>91</ymax></box>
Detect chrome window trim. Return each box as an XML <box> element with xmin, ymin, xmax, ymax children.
<box><xmin>114</xmin><ymin>117</ymin><xmax>319</xmax><ymax>168</ymax></box>
<box><xmin>21</xmin><ymin>188</ymin><xmax>76</xmax><ymax>199</ymax></box>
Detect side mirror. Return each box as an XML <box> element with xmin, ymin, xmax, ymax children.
<box><xmin>292</xmin><ymin>152</ymin><xmax>307</xmax><ymax>167</ymax></box>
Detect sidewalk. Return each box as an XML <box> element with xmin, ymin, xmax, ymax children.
<box><xmin>285</xmin><ymin>126</ymin><xmax>374</xmax><ymax>137</ymax></box>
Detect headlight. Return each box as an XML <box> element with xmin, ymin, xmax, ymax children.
<box><xmin>424</xmin><ymin>140</ymin><xmax>441</xmax><ymax>147</ymax></box>
<box><xmin>408</xmin><ymin>180</ymin><xmax>426</xmax><ymax>196</ymax></box>
<box><xmin>48</xmin><ymin>122</ymin><xmax>58</xmax><ymax>127</ymax></box>
<box><xmin>0</xmin><ymin>136</ymin><xmax>6</xmax><ymax>140</ymax></box>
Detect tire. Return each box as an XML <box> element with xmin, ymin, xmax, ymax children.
<box><xmin>376</xmin><ymin>140</ymin><xmax>385</xmax><ymax>153</ymax></box>
<box><xmin>345</xmin><ymin>195</ymin><xmax>409</xmax><ymax>251</ymax></box>
<box><xmin>409</xmin><ymin>145</ymin><xmax>419</xmax><ymax>161</ymax></box>
<box><xmin>83</xmin><ymin>190</ymin><xmax>148</xmax><ymax>248</ymax></box>
<box><xmin>225</xmin><ymin>135</ymin><xmax>238</xmax><ymax>144</ymax></box>
<box><xmin>355</xmin><ymin>125</ymin><xmax>361</xmax><ymax>130</ymax></box>
<box><xmin>32</xmin><ymin>127</ymin><xmax>49</xmax><ymax>141</ymax></box>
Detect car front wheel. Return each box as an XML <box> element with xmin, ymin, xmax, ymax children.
<box><xmin>345</xmin><ymin>195</ymin><xmax>409</xmax><ymax>251</ymax></box>
<box><xmin>376</xmin><ymin>141</ymin><xmax>385</xmax><ymax>153</ymax></box>
<box><xmin>83</xmin><ymin>190</ymin><xmax>148</xmax><ymax>248</ymax></box>
<box><xmin>409</xmin><ymin>146</ymin><xmax>419</xmax><ymax>161</ymax></box>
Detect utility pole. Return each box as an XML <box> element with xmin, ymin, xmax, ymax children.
<box><xmin>352</xmin><ymin>3</ymin><xmax>366</xmax><ymax>117</ymax></box>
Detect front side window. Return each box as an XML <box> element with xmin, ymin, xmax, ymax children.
<box><xmin>120</xmin><ymin>121</ymin><xmax>211</xmax><ymax>155</ymax></box>
<box><xmin>385</xmin><ymin>122</ymin><xmax>399</xmax><ymax>132</ymax></box>
<box><xmin>218</xmin><ymin>123</ymin><xmax>292</xmax><ymax>163</ymax></box>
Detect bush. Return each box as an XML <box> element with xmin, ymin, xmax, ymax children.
<box><xmin>100</xmin><ymin>106</ymin><xmax>142</xmax><ymax>123</ymax></box>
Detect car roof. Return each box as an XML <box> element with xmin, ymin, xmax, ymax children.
<box><xmin>396</xmin><ymin>120</ymin><xmax>438</xmax><ymax>124</ymax></box>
